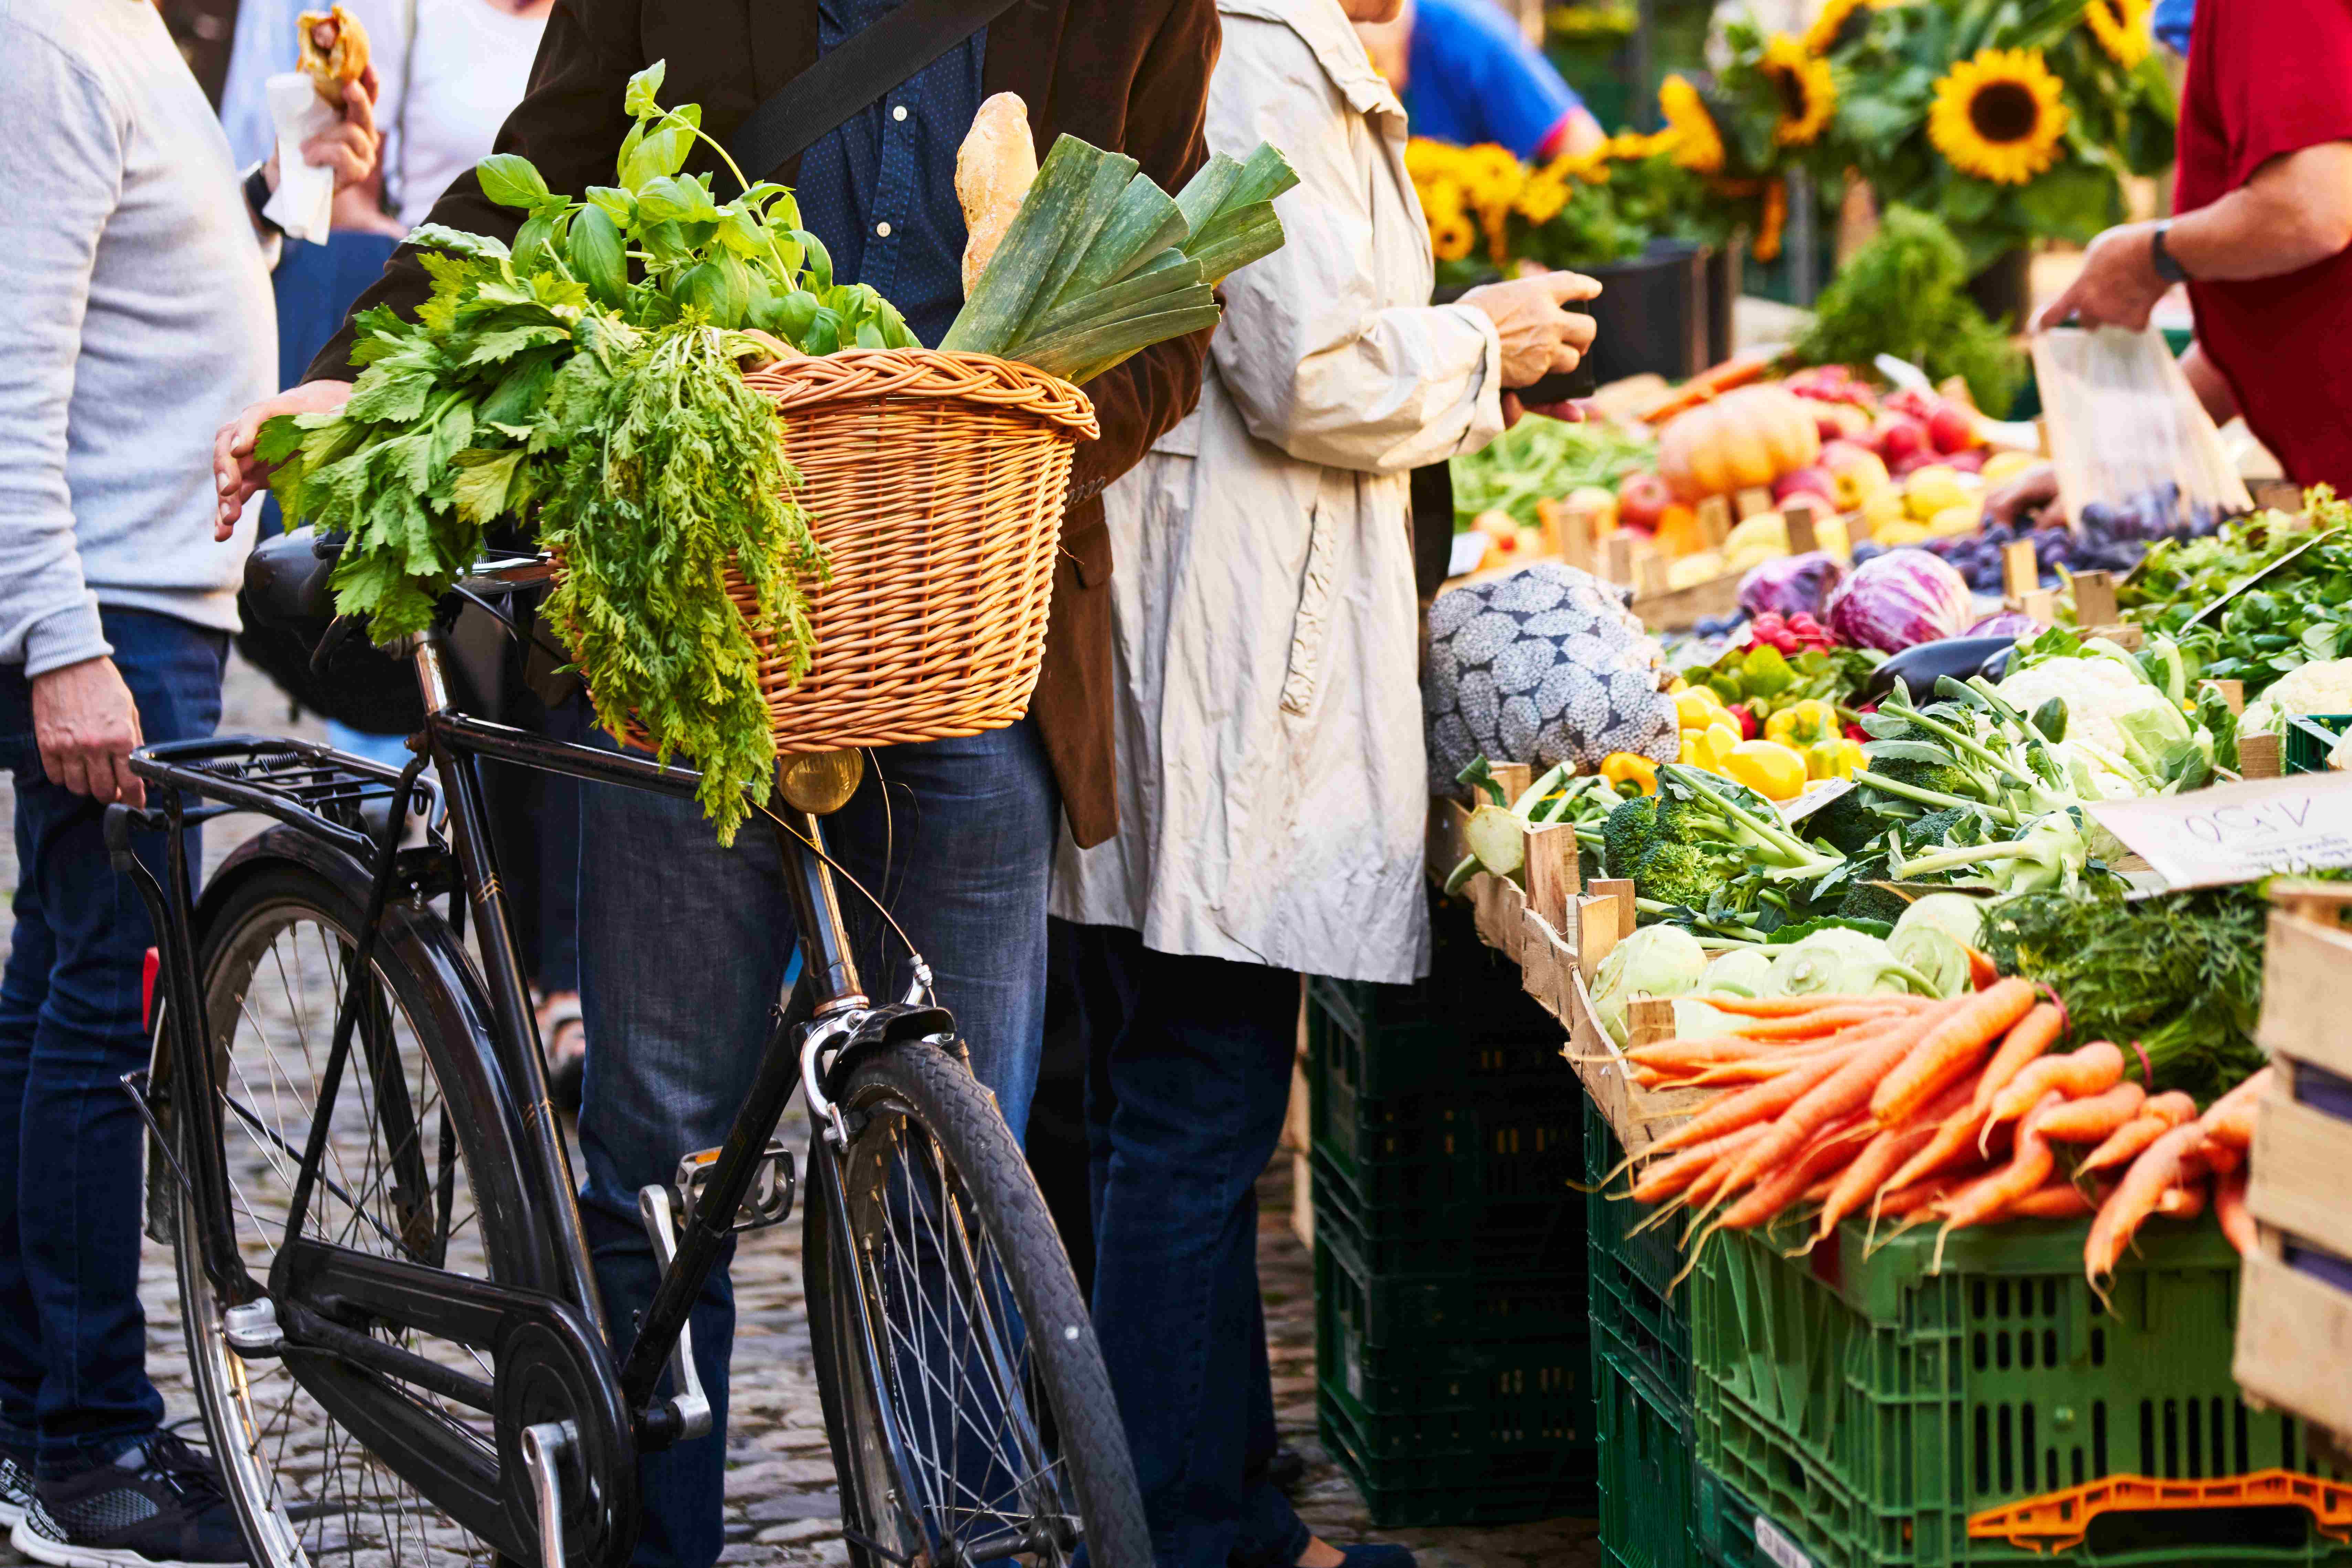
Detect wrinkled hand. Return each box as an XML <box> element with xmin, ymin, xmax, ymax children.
<box><xmin>1501</xmin><ymin>393</ymin><xmax>1591</xmax><ymax>429</ymax></box>
<box><xmin>31</xmin><ymin>657</ymin><xmax>144</xmax><ymax>807</ymax></box>
<box><xmin>213</xmin><ymin>379</ymin><xmax>354</xmax><ymax>537</ymax></box>
<box><xmin>1461</xmin><ymin>270</ymin><xmax>1603</xmax><ymax>389</ymax></box>
<box><xmin>2031</xmin><ymin>221</ymin><xmax>2166</xmax><ymax>334</ymax></box>
<box><xmin>1985</xmin><ymin>461</ymin><xmax>2061</xmax><ymax>530</ymax></box>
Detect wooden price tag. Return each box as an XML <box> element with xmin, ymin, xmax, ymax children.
<box><xmin>1523</xmin><ymin>821</ymin><xmax>1581</xmax><ymax>931</ymax></box>
<box><xmin>1604</xmin><ymin>532</ymin><xmax>1638</xmax><ymax>586</ymax></box>
<box><xmin>1634</xmin><ymin>549</ymin><xmax>1670</xmax><ymax>599</ymax></box>
<box><xmin>2002</xmin><ymin>539</ymin><xmax>2039</xmax><ymax>600</ymax></box>
<box><xmin>2074</xmin><ymin>570</ymin><xmax>2120</xmax><ymax>631</ymax></box>
<box><xmin>1734</xmin><ymin>487</ymin><xmax>1775</xmax><ymax>521</ymax></box>
<box><xmin>1490</xmin><ymin>761</ymin><xmax>1532</xmax><ymax>804</ymax></box>
<box><xmin>1782</xmin><ymin>499</ymin><xmax>1821</xmax><ymax>557</ymax></box>
<box><xmin>2200</xmin><ymin>678</ymin><xmax>2245</xmax><ymax>715</ymax></box>
<box><xmin>1697</xmin><ymin>495</ymin><xmax>1734</xmax><ymax>548</ymax></box>
<box><xmin>2086</xmin><ymin>773</ymin><xmax>2352</xmax><ymax>891</ymax></box>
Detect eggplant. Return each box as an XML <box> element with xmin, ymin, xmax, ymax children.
<box><xmin>1863</xmin><ymin>636</ymin><xmax>2021</xmax><ymax>703</ymax></box>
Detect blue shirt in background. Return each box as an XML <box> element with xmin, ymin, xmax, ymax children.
<box><xmin>2153</xmin><ymin>0</ymin><xmax>2194</xmax><ymax>54</ymax></box>
<box><xmin>794</xmin><ymin>0</ymin><xmax>986</xmax><ymax>347</ymax></box>
<box><xmin>1403</xmin><ymin>0</ymin><xmax>1584</xmax><ymax>160</ymax></box>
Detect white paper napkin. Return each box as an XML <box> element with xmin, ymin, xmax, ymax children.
<box><xmin>262</xmin><ymin>72</ymin><xmax>339</xmax><ymax>243</ymax></box>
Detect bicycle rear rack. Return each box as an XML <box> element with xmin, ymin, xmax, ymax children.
<box><xmin>126</xmin><ymin>734</ymin><xmax>444</xmax><ymax>863</ymax></box>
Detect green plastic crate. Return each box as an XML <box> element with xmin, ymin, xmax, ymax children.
<box><xmin>1306</xmin><ymin>896</ymin><xmax>1558</xmax><ymax>1083</ymax></box>
<box><xmin>1585</xmin><ymin>1096</ymin><xmax>1693</xmax><ymax>1396</ymax></box>
<box><xmin>1596</xmin><ymin>1315</ymin><xmax>1701</xmax><ymax>1568</ymax></box>
<box><xmin>2285</xmin><ymin>715</ymin><xmax>2352</xmax><ymax>774</ymax></box>
<box><xmin>1311</xmin><ymin>1066</ymin><xmax>1586</xmax><ymax>1210</ymax></box>
<box><xmin>1317</xmin><ymin>1186</ymin><xmax>1588</xmax><ymax>1347</ymax></box>
<box><xmin>1317</xmin><ymin>1324</ymin><xmax>1595</xmax><ymax>1460</ymax></box>
<box><xmin>1689</xmin><ymin>1216</ymin><xmax>2352</xmax><ymax>1568</ymax></box>
<box><xmin>1310</xmin><ymin>1148</ymin><xmax>1585</xmax><ymax>1277</ymax></box>
<box><xmin>1319</xmin><ymin>1380</ymin><xmax>1599</xmax><ymax>1529</ymax></box>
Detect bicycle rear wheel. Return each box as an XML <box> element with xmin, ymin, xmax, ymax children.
<box><xmin>804</xmin><ymin>1042</ymin><xmax>1149</xmax><ymax>1568</ymax></box>
<box><xmin>170</xmin><ymin>860</ymin><xmax>536</xmax><ymax>1568</ymax></box>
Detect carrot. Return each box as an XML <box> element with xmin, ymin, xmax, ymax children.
<box><xmin>1639</xmin><ymin>352</ymin><xmax>1775</xmax><ymax>423</ymax></box>
<box><xmin>2031</xmin><ymin>1081</ymin><xmax>2147</xmax><ymax>1143</ymax></box>
<box><xmin>1817</xmin><ymin>1073</ymin><xmax>1979</xmax><ymax>1242</ymax></box>
<box><xmin>2197</xmin><ymin>1067</ymin><xmax>2272</xmax><ymax>1152</ymax></box>
<box><xmin>1685</xmin><ymin>1050</ymin><xmax>1862</xmax><ymax>1087</ymax></box>
<box><xmin>1729</xmin><ymin>1002</ymin><xmax>1924</xmax><ymax>1041</ymax></box>
<box><xmin>1964</xmin><ymin>1001</ymin><xmax>2066</xmax><ymax>1120</ymax></box>
<box><xmin>1933</xmin><ymin>1092</ymin><xmax>2063</xmax><ymax>1269</ymax></box>
<box><xmin>1876</xmin><ymin>1103</ymin><xmax>1997</xmax><ymax>1223</ymax></box>
<box><xmin>1717</xmin><ymin>1114</ymin><xmax>1872</xmax><ymax>1231</ymax></box>
<box><xmin>2078</xmin><ymin>1092</ymin><xmax>2197</xmax><ymax>1173</ymax></box>
<box><xmin>1965</xmin><ymin>946</ymin><xmax>2001</xmax><ymax>991</ymax></box>
<box><xmin>1718</xmin><ymin>1002</ymin><xmax>1957</xmax><ymax>1198</ymax></box>
<box><xmin>1871</xmin><ymin>979</ymin><xmax>2038</xmax><ymax>1128</ymax></box>
<box><xmin>1626</xmin><ymin>1035</ymin><xmax>1790</xmax><ymax>1067</ymax></box>
<box><xmin>1645</xmin><ymin>1048</ymin><xmax>1859</xmax><ymax>1158</ymax></box>
<box><xmin>2156</xmin><ymin>1180</ymin><xmax>2209</xmax><ymax>1220</ymax></box>
<box><xmin>2215</xmin><ymin>1167</ymin><xmax>2256</xmax><ymax>1259</ymax></box>
<box><xmin>1698</xmin><ymin>994</ymin><xmax>1924</xmax><ymax>1020</ymax></box>
<box><xmin>1985</xmin><ymin>1041</ymin><xmax>2125</xmax><ymax>1149</ymax></box>
<box><xmin>1627</xmin><ymin>1123</ymin><xmax>1771</xmax><ymax>1204</ymax></box>
<box><xmin>2009</xmin><ymin>1181</ymin><xmax>2095</xmax><ymax>1221</ymax></box>
<box><xmin>2086</xmin><ymin>1121</ymin><xmax>2206</xmax><ymax>1283</ymax></box>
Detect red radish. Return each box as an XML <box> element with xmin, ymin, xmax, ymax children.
<box><xmin>1618</xmin><ymin>472</ymin><xmax>1673</xmax><ymax>532</ymax></box>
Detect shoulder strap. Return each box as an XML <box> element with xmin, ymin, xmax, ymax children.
<box><xmin>726</xmin><ymin>0</ymin><xmax>1024</xmax><ymax>188</ymax></box>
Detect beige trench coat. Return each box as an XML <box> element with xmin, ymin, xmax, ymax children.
<box><xmin>1049</xmin><ymin>0</ymin><xmax>1508</xmax><ymax>984</ymax></box>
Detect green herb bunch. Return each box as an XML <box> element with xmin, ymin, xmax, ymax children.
<box><xmin>2112</xmin><ymin>488</ymin><xmax>2352</xmax><ymax>696</ymax></box>
<box><xmin>262</xmin><ymin>62</ymin><xmax>866</xmax><ymax>842</ymax></box>
<box><xmin>1790</xmin><ymin>207</ymin><xmax>2022</xmax><ymax>413</ymax></box>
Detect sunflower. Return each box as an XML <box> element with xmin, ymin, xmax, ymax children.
<box><xmin>1928</xmin><ymin>47</ymin><xmax>2070</xmax><ymax>186</ymax></box>
<box><xmin>1658</xmin><ymin>74</ymin><xmax>1725</xmax><ymax>175</ymax></box>
<box><xmin>1760</xmin><ymin>33</ymin><xmax>1836</xmax><ymax>146</ymax></box>
<box><xmin>2083</xmin><ymin>0</ymin><xmax>2151</xmax><ymax>66</ymax></box>
<box><xmin>1515</xmin><ymin>167</ymin><xmax>1572</xmax><ymax>226</ymax></box>
<box><xmin>1801</xmin><ymin>0</ymin><xmax>1871</xmax><ymax>55</ymax></box>
<box><xmin>1754</xmin><ymin>177</ymin><xmax>1788</xmax><ymax>263</ymax></box>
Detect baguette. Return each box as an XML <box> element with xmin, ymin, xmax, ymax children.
<box><xmin>957</xmin><ymin>93</ymin><xmax>1039</xmax><ymax>297</ymax></box>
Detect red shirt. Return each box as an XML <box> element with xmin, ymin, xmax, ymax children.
<box><xmin>2177</xmin><ymin>0</ymin><xmax>2352</xmax><ymax>490</ymax></box>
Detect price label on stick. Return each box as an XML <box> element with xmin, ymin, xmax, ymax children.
<box><xmin>2086</xmin><ymin>773</ymin><xmax>2352</xmax><ymax>891</ymax></box>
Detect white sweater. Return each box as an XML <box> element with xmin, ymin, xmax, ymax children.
<box><xmin>0</xmin><ymin>0</ymin><xmax>275</xmax><ymax>677</ymax></box>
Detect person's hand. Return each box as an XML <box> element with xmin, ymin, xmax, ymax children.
<box><xmin>2031</xmin><ymin>221</ymin><xmax>2168</xmax><ymax>334</ymax></box>
<box><xmin>213</xmin><ymin>379</ymin><xmax>354</xmax><ymax>537</ymax></box>
<box><xmin>1985</xmin><ymin>462</ymin><xmax>2061</xmax><ymax>530</ymax></box>
<box><xmin>258</xmin><ymin>62</ymin><xmax>383</xmax><ymax>203</ymax></box>
<box><xmin>31</xmin><ymin>657</ymin><xmax>144</xmax><ymax>807</ymax></box>
<box><xmin>1501</xmin><ymin>392</ymin><xmax>1590</xmax><ymax>429</ymax></box>
<box><xmin>1460</xmin><ymin>270</ymin><xmax>1603</xmax><ymax>388</ymax></box>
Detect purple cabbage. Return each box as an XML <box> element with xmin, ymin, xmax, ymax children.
<box><xmin>1964</xmin><ymin>610</ymin><xmax>2044</xmax><ymax>641</ymax></box>
<box><xmin>1738</xmin><ymin>551</ymin><xmax>1846</xmax><ymax>621</ymax></box>
<box><xmin>1823</xmin><ymin>549</ymin><xmax>1973</xmax><ymax>652</ymax></box>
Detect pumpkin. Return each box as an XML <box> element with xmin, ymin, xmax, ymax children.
<box><xmin>1657</xmin><ymin>385</ymin><xmax>1823</xmax><ymax>502</ymax></box>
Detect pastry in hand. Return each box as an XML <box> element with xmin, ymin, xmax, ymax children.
<box><xmin>296</xmin><ymin>5</ymin><xmax>370</xmax><ymax>108</ymax></box>
<box><xmin>957</xmin><ymin>93</ymin><xmax>1038</xmax><ymax>297</ymax></box>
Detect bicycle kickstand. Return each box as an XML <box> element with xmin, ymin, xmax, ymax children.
<box><xmin>518</xmin><ymin>1420</ymin><xmax>576</xmax><ymax>1568</ymax></box>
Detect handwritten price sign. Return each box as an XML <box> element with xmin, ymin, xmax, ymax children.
<box><xmin>2088</xmin><ymin>772</ymin><xmax>2352</xmax><ymax>891</ymax></box>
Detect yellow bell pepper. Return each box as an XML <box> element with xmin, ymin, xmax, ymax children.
<box><xmin>1674</xmin><ymin>688</ymin><xmax>1730</xmax><ymax>733</ymax></box>
<box><xmin>1679</xmin><ymin>721</ymin><xmax>1741</xmax><ymax>772</ymax></box>
<box><xmin>1805</xmin><ymin>736</ymin><xmax>1864</xmax><ymax>781</ymax></box>
<box><xmin>1720</xmin><ymin>739</ymin><xmax>1807</xmax><ymax>802</ymax></box>
<box><xmin>1764</xmin><ymin>698</ymin><xmax>1841</xmax><ymax>749</ymax></box>
<box><xmin>1601</xmin><ymin>753</ymin><xmax>1658</xmax><ymax>794</ymax></box>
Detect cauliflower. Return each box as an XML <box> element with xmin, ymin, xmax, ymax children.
<box><xmin>2243</xmin><ymin>657</ymin><xmax>2352</xmax><ymax>736</ymax></box>
<box><xmin>1996</xmin><ymin>657</ymin><xmax>2186</xmax><ymax>783</ymax></box>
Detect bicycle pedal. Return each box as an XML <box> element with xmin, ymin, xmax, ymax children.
<box><xmin>517</xmin><ymin>1419</ymin><xmax>576</xmax><ymax>1568</ymax></box>
<box><xmin>672</xmin><ymin>1142</ymin><xmax>795</xmax><ymax>1233</ymax></box>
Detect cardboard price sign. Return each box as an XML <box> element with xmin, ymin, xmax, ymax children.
<box><xmin>2087</xmin><ymin>773</ymin><xmax>2352</xmax><ymax>891</ymax></box>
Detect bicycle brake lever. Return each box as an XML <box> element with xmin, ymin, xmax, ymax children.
<box><xmin>308</xmin><ymin>614</ymin><xmax>363</xmax><ymax>678</ymax></box>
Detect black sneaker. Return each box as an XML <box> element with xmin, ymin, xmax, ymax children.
<box><xmin>0</xmin><ymin>1451</ymin><xmax>33</xmax><ymax>1528</ymax></box>
<box><xmin>13</xmin><ymin>1433</ymin><xmax>248</xmax><ymax>1568</ymax></box>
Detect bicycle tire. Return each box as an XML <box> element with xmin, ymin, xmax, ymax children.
<box><xmin>172</xmin><ymin>858</ymin><xmax>539</xmax><ymax>1568</ymax></box>
<box><xmin>804</xmin><ymin>1042</ymin><xmax>1149</xmax><ymax>1568</ymax></box>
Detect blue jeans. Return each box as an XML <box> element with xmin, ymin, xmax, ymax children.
<box><xmin>0</xmin><ymin>609</ymin><xmax>226</xmax><ymax>1470</ymax></box>
<box><xmin>575</xmin><ymin>719</ymin><xmax>1059</xmax><ymax>1568</ymax></box>
<box><xmin>1067</xmin><ymin>923</ymin><xmax>1307</xmax><ymax>1568</ymax></box>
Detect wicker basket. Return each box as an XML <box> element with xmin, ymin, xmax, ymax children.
<box><xmin>714</xmin><ymin>347</ymin><xmax>1098</xmax><ymax>754</ymax></box>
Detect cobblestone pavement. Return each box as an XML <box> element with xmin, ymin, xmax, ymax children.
<box><xmin>0</xmin><ymin>654</ymin><xmax>1597</xmax><ymax>1568</ymax></box>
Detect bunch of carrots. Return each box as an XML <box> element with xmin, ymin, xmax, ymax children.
<box><xmin>1609</xmin><ymin>975</ymin><xmax>2271</xmax><ymax>1297</ymax></box>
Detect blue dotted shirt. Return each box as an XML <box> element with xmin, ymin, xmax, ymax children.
<box><xmin>794</xmin><ymin>0</ymin><xmax>987</xmax><ymax>348</ymax></box>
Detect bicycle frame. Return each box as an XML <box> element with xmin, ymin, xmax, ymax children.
<box><xmin>116</xmin><ymin>616</ymin><xmax>939</xmax><ymax>1561</ymax></box>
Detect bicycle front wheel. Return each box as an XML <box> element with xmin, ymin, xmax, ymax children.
<box><xmin>804</xmin><ymin>1042</ymin><xmax>1149</xmax><ymax>1568</ymax></box>
<box><xmin>171</xmin><ymin>860</ymin><xmax>537</xmax><ymax>1568</ymax></box>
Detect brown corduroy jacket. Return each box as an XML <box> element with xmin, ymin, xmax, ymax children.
<box><xmin>303</xmin><ymin>0</ymin><xmax>1221</xmax><ymax>848</ymax></box>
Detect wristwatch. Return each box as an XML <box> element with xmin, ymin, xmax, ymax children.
<box><xmin>2150</xmin><ymin>220</ymin><xmax>2189</xmax><ymax>285</ymax></box>
<box><xmin>242</xmin><ymin>162</ymin><xmax>284</xmax><ymax>238</ymax></box>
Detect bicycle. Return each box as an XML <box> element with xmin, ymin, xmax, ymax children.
<box><xmin>110</xmin><ymin>526</ymin><xmax>1148</xmax><ymax>1568</ymax></box>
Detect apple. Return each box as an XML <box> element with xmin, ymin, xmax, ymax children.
<box><xmin>1889</xmin><ymin>449</ymin><xmax>1945</xmax><ymax>479</ymax></box>
<box><xmin>1944</xmin><ymin>448</ymin><xmax>1986</xmax><ymax>475</ymax></box>
<box><xmin>1820</xmin><ymin>441</ymin><xmax>1891</xmax><ymax>510</ymax></box>
<box><xmin>1886</xmin><ymin>387</ymin><xmax>1941</xmax><ymax>424</ymax></box>
<box><xmin>1617</xmin><ymin>471</ymin><xmax>1673</xmax><ymax>533</ymax></box>
<box><xmin>1813</xmin><ymin>402</ymin><xmax>1871</xmax><ymax>443</ymax></box>
<box><xmin>1871</xmin><ymin>413</ymin><xmax>1929</xmax><ymax>464</ymax></box>
<box><xmin>1773</xmin><ymin>466</ymin><xmax>1838</xmax><ymax>505</ymax></box>
<box><xmin>1927</xmin><ymin>403</ymin><xmax>1979</xmax><ymax>454</ymax></box>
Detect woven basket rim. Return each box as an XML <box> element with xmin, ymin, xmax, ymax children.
<box><xmin>740</xmin><ymin>345</ymin><xmax>1099</xmax><ymax>442</ymax></box>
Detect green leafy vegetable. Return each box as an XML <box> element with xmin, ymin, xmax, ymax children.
<box><xmin>1448</xmin><ymin>417</ymin><xmax>1655</xmax><ymax>530</ymax></box>
<box><xmin>1789</xmin><ymin>207</ymin><xmax>2023</xmax><ymax>414</ymax></box>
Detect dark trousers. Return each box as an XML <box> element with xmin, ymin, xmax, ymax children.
<box><xmin>1064</xmin><ymin>922</ymin><xmax>1307</xmax><ymax>1568</ymax></box>
<box><xmin>0</xmin><ymin>609</ymin><xmax>226</xmax><ymax>1470</ymax></box>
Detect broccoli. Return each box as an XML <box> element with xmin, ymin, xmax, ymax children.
<box><xmin>1601</xmin><ymin>795</ymin><xmax>1659</xmax><ymax>879</ymax></box>
<box><xmin>1864</xmin><ymin>755</ymin><xmax>1979</xmax><ymax>803</ymax></box>
<box><xmin>1807</xmin><ymin>789</ymin><xmax>1887</xmax><ymax>856</ymax></box>
<box><xmin>1630</xmin><ymin>841</ymin><xmax>1744</xmax><ymax>909</ymax></box>
<box><xmin>1836</xmin><ymin>878</ymin><xmax>1912</xmax><ymax>927</ymax></box>
<box><xmin>1899</xmin><ymin>807</ymin><xmax>1973</xmax><ymax>855</ymax></box>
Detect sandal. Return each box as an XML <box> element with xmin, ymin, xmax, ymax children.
<box><xmin>537</xmin><ymin>992</ymin><xmax>587</xmax><ymax>1114</ymax></box>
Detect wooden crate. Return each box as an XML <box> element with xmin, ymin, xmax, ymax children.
<box><xmin>2237</xmin><ymin>882</ymin><xmax>2352</xmax><ymax>1442</ymax></box>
